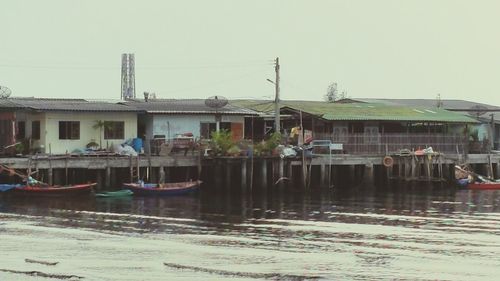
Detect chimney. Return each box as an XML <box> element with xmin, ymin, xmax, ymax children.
<box><xmin>143</xmin><ymin>92</ymin><xmax>149</xmax><ymax>102</ymax></box>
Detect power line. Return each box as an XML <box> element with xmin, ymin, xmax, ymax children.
<box><xmin>0</xmin><ymin>60</ymin><xmax>272</xmax><ymax>71</ymax></box>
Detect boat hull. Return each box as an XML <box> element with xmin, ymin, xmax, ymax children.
<box><xmin>467</xmin><ymin>182</ymin><xmax>500</xmax><ymax>190</ymax></box>
<box><xmin>123</xmin><ymin>180</ymin><xmax>201</xmax><ymax>196</ymax></box>
<box><xmin>95</xmin><ymin>189</ymin><xmax>133</xmax><ymax>198</ymax></box>
<box><xmin>13</xmin><ymin>183</ymin><xmax>96</xmax><ymax>197</ymax></box>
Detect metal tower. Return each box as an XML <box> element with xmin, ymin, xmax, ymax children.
<box><xmin>121</xmin><ymin>53</ymin><xmax>136</xmax><ymax>100</ymax></box>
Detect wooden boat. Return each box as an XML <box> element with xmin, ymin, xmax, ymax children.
<box><xmin>123</xmin><ymin>180</ymin><xmax>202</xmax><ymax>196</ymax></box>
<box><xmin>95</xmin><ymin>189</ymin><xmax>133</xmax><ymax>198</ymax></box>
<box><xmin>467</xmin><ymin>182</ymin><xmax>500</xmax><ymax>190</ymax></box>
<box><xmin>454</xmin><ymin>165</ymin><xmax>500</xmax><ymax>190</ymax></box>
<box><xmin>13</xmin><ymin>183</ymin><xmax>96</xmax><ymax>197</ymax></box>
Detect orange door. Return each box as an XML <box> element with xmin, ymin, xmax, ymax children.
<box><xmin>231</xmin><ymin>123</ymin><xmax>243</xmax><ymax>141</ymax></box>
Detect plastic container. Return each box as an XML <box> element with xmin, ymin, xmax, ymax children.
<box><xmin>132</xmin><ymin>138</ymin><xmax>143</xmax><ymax>153</ymax></box>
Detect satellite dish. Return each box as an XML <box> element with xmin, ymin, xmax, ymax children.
<box><xmin>205</xmin><ymin>95</ymin><xmax>228</xmax><ymax>109</ymax></box>
<box><xmin>468</xmin><ymin>105</ymin><xmax>489</xmax><ymax>118</ymax></box>
<box><xmin>0</xmin><ymin>85</ymin><xmax>12</xmax><ymax>99</ymax></box>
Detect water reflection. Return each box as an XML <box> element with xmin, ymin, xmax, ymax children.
<box><xmin>0</xmin><ymin>185</ymin><xmax>499</xmax><ymax>280</ymax></box>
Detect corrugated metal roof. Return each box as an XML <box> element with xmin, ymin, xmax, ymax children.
<box><xmin>344</xmin><ymin>98</ymin><xmax>500</xmax><ymax>111</ymax></box>
<box><xmin>0</xmin><ymin>98</ymin><xmax>24</xmax><ymax>109</ymax></box>
<box><xmin>122</xmin><ymin>99</ymin><xmax>258</xmax><ymax>115</ymax></box>
<box><xmin>231</xmin><ymin>99</ymin><xmax>478</xmax><ymax>123</ymax></box>
<box><xmin>5</xmin><ymin>97</ymin><xmax>139</xmax><ymax>112</ymax></box>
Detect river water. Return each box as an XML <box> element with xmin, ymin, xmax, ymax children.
<box><xmin>0</xmin><ymin>185</ymin><xmax>499</xmax><ymax>280</ymax></box>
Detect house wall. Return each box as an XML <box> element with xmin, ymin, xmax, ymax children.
<box><xmin>28</xmin><ymin>112</ymin><xmax>138</xmax><ymax>154</ymax></box>
<box><xmin>0</xmin><ymin>112</ymin><xmax>15</xmax><ymax>148</ymax></box>
<box><xmin>149</xmin><ymin>114</ymin><xmax>245</xmax><ymax>140</ymax></box>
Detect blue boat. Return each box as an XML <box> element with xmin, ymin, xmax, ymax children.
<box><xmin>123</xmin><ymin>180</ymin><xmax>201</xmax><ymax>196</ymax></box>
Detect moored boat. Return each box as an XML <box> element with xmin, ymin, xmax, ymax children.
<box><xmin>95</xmin><ymin>189</ymin><xmax>133</xmax><ymax>198</ymax></box>
<box><xmin>466</xmin><ymin>182</ymin><xmax>500</xmax><ymax>190</ymax></box>
<box><xmin>454</xmin><ymin>165</ymin><xmax>500</xmax><ymax>190</ymax></box>
<box><xmin>13</xmin><ymin>183</ymin><xmax>96</xmax><ymax>197</ymax></box>
<box><xmin>123</xmin><ymin>180</ymin><xmax>202</xmax><ymax>196</ymax></box>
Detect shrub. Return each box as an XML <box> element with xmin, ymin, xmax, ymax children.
<box><xmin>210</xmin><ymin>129</ymin><xmax>234</xmax><ymax>156</ymax></box>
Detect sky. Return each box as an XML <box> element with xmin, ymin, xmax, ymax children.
<box><xmin>1</xmin><ymin>0</ymin><xmax>499</xmax><ymax>105</ymax></box>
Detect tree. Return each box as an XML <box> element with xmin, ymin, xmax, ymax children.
<box><xmin>92</xmin><ymin>120</ymin><xmax>111</xmax><ymax>149</ymax></box>
<box><xmin>325</xmin><ymin>82</ymin><xmax>338</xmax><ymax>102</ymax></box>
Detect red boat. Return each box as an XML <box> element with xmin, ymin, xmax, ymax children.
<box><xmin>13</xmin><ymin>183</ymin><xmax>96</xmax><ymax>197</ymax></box>
<box><xmin>123</xmin><ymin>180</ymin><xmax>201</xmax><ymax>196</ymax></box>
<box><xmin>467</xmin><ymin>182</ymin><xmax>500</xmax><ymax>190</ymax></box>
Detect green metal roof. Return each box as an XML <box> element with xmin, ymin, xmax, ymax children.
<box><xmin>230</xmin><ymin>99</ymin><xmax>478</xmax><ymax>123</ymax></box>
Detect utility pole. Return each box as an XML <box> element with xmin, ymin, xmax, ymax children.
<box><xmin>274</xmin><ymin>57</ymin><xmax>280</xmax><ymax>134</ymax></box>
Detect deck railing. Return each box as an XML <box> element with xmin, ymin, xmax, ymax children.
<box><xmin>312</xmin><ymin>133</ymin><xmax>468</xmax><ymax>155</ymax></box>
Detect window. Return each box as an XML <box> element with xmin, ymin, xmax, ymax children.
<box><xmin>59</xmin><ymin>121</ymin><xmax>80</xmax><ymax>140</ymax></box>
<box><xmin>17</xmin><ymin>121</ymin><xmax>26</xmax><ymax>140</ymax></box>
<box><xmin>32</xmin><ymin>121</ymin><xmax>40</xmax><ymax>140</ymax></box>
<box><xmin>200</xmin><ymin>122</ymin><xmax>231</xmax><ymax>139</ymax></box>
<box><xmin>104</xmin><ymin>121</ymin><xmax>124</xmax><ymax>139</ymax></box>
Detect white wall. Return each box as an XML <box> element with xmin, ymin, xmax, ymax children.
<box><xmin>37</xmin><ymin>112</ymin><xmax>138</xmax><ymax>154</ymax></box>
<box><xmin>150</xmin><ymin>114</ymin><xmax>244</xmax><ymax>139</ymax></box>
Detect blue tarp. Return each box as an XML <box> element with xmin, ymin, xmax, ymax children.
<box><xmin>0</xmin><ymin>184</ymin><xmax>21</xmax><ymax>192</ymax></box>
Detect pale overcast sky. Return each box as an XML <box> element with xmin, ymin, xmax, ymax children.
<box><xmin>1</xmin><ymin>0</ymin><xmax>499</xmax><ymax>105</ymax></box>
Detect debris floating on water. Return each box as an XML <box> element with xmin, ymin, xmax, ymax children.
<box><xmin>25</xmin><ymin>258</ymin><xmax>59</xmax><ymax>266</ymax></box>
<box><xmin>163</xmin><ymin>262</ymin><xmax>321</xmax><ymax>280</ymax></box>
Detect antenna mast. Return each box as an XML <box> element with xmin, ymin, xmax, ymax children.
<box><xmin>121</xmin><ymin>53</ymin><xmax>136</xmax><ymax>100</ymax></box>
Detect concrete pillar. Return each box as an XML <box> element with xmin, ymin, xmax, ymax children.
<box><xmin>159</xmin><ymin>166</ymin><xmax>165</xmax><ymax>184</ymax></box>
<box><xmin>225</xmin><ymin>159</ymin><xmax>232</xmax><ymax>189</ymax></box>
<box><xmin>411</xmin><ymin>156</ymin><xmax>417</xmax><ymax>179</ymax></box>
<box><xmin>348</xmin><ymin>165</ymin><xmax>356</xmax><ymax>184</ymax></box>
<box><xmin>278</xmin><ymin>158</ymin><xmax>284</xmax><ymax>189</ymax></box>
<box><xmin>404</xmin><ymin>157</ymin><xmax>411</xmax><ymax>179</ymax></box>
<box><xmin>241</xmin><ymin>159</ymin><xmax>247</xmax><ymax>192</ymax></box>
<box><xmin>165</xmin><ymin>167</ymin><xmax>171</xmax><ymax>183</ymax></box>
<box><xmin>287</xmin><ymin>160</ymin><xmax>293</xmax><ymax>185</ymax></box>
<box><xmin>320</xmin><ymin>164</ymin><xmax>327</xmax><ymax>186</ymax></box>
<box><xmin>105</xmin><ymin>166</ymin><xmax>111</xmax><ymax>187</ymax></box>
<box><xmin>48</xmin><ymin>168</ymin><xmax>53</xmax><ymax>186</ymax></box>
<box><xmin>215</xmin><ymin>160</ymin><xmax>223</xmax><ymax>188</ymax></box>
<box><xmin>261</xmin><ymin>159</ymin><xmax>268</xmax><ymax>188</ymax></box>
<box><xmin>96</xmin><ymin>169</ymin><xmax>104</xmax><ymax>190</ymax></box>
<box><xmin>364</xmin><ymin>163</ymin><xmax>374</xmax><ymax>184</ymax></box>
